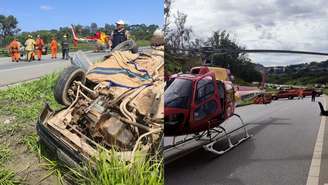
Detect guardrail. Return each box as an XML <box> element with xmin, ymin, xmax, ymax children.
<box><xmin>0</xmin><ymin>48</ymin><xmax>9</xmax><ymax>57</ymax></box>
<box><xmin>0</xmin><ymin>46</ymin><xmax>93</xmax><ymax>57</ymax></box>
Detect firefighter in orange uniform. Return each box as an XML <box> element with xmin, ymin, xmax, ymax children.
<box><xmin>50</xmin><ymin>37</ymin><xmax>58</xmax><ymax>59</ymax></box>
<box><xmin>35</xmin><ymin>35</ymin><xmax>44</xmax><ymax>61</ymax></box>
<box><xmin>8</xmin><ymin>38</ymin><xmax>20</xmax><ymax>62</ymax></box>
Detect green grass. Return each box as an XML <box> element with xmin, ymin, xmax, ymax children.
<box><xmin>0</xmin><ymin>73</ymin><xmax>63</xmax><ymax>184</ymax></box>
<box><xmin>0</xmin><ymin>144</ymin><xmax>12</xmax><ymax>164</ymax></box>
<box><xmin>136</xmin><ymin>40</ymin><xmax>151</xmax><ymax>47</ymax></box>
<box><xmin>22</xmin><ymin>133</ymin><xmax>67</xmax><ymax>184</ymax></box>
<box><xmin>237</xmin><ymin>99</ymin><xmax>254</xmax><ymax>107</ymax></box>
<box><xmin>0</xmin><ymin>145</ymin><xmax>20</xmax><ymax>185</ymax></box>
<box><xmin>22</xmin><ymin>132</ymin><xmax>164</xmax><ymax>185</ymax></box>
<box><xmin>234</xmin><ymin>77</ymin><xmax>252</xmax><ymax>86</ymax></box>
<box><xmin>0</xmin><ymin>122</ymin><xmax>21</xmax><ymax>136</ymax></box>
<box><xmin>0</xmin><ymin>168</ymin><xmax>20</xmax><ymax>185</ymax></box>
<box><xmin>22</xmin><ymin>134</ymin><xmax>41</xmax><ymax>157</ymax></box>
<box><xmin>323</xmin><ymin>88</ymin><xmax>328</xmax><ymax>95</ymax></box>
<box><xmin>0</xmin><ymin>73</ymin><xmax>62</xmax><ymax>122</ymax></box>
<box><xmin>69</xmin><ymin>150</ymin><xmax>163</xmax><ymax>185</ymax></box>
<box><xmin>23</xmin><ymin>132</ymin><xmax>164</xmax><ymax>185</ymax></box>
<box><xmin>0</xmin><ymin>48</ymin><xmax>9</xmax><ymax>57</ymax></box>
<box><xmin>0</xmin><ymin>73</ymin><xmax>163</xmax><ymax>185</ymax></box>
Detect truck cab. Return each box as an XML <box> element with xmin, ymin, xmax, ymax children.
<box><xmin>164</xmin><ymin>66</ymin><xmax>235</xmax><ymax>136</ymax></box>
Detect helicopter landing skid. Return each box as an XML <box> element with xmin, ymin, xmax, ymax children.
<box><xmin>203</xmin><ymin>113</ymin><xmax>252</xmax><ymax>155</ymax></box>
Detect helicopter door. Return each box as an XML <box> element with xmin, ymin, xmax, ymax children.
<box><xmin>189</xmin><ymin>75</ymin><xmax>222</xmax><ymax>131</ymax></box>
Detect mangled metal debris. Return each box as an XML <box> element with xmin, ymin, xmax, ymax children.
<box><xmin>37</xmin><ymin>40</ymin><xmax>164</xmax><ymax>164</ymax></box>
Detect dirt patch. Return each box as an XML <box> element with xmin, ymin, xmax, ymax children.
<box><xmin>0</xmin><ymin>115</ymin><xmax>61</xmax><ymax>185</ymax></box>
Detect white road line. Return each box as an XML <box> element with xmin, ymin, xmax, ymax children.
<box><xmin>306</xmin><ymin>95</ymin><xmax>327</xmax><ymax>185</ymax></box>
<box><xmin>0</xmin><ymin>61</ymin><xmax>67</xmax><ymax>73</ymax></box>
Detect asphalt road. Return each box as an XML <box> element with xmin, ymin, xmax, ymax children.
<box><xmin>0</xmin><ymin>51</ymin><xmax>107</xmax><ymax>87</ymax></box>
<box><xmin>165</xmin><ymin>96</ymin><xmax>328</xmax><ymax>185</ymax></box>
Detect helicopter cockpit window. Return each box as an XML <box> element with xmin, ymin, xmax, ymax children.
<box><xmin>196</xmin><ymin>76</ymin><xmax>215</xmax><ymax>104</ymax></box>
<box><xmin>194</xmin><ymin>100</ymin><xmax>217</xmax><ymax>121</ymax></box>
<box><xmin>164</xmin><ymin>78</ymin><xmax>192</xmax><ymax>109</ymax></box>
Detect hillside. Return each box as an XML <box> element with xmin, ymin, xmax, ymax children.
<box><xmin>266</xmin><ymin>60</ymin><xmax>328</xmax><ymax>85</ymax></box>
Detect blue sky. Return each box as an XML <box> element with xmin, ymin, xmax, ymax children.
<box><xmin>0</xmin><ymin>0</ymin><xmax>163</xmax><ymax>32</ymax></box>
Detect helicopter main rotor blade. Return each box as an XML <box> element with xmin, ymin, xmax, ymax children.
<box><xmin>169</xmin><ymin>47</ymin><xmax>328</xmax><ymax>56</ymax></box>
<box><xmin>242</xmin><ymin>49</ymin><xmax>328</xmax><ymax>56</ymax></box>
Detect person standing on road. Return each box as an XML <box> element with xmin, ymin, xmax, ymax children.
<box><xmin>50</xmin><ymin>37</ymin><xmax>58</xmax><ymax>59</ymax></box>
<box><xmin>110</xmin><ymin>20</ymin><xmax>130</xmax><ymax>49</ymax></box>
<box><xmin>8</xmin><ymin>38</ymin><xmax>20</xmax><ymax>62</ymax></box>
<box><xmin>298</xmin><ymin>88</ymin><xmax>304</xmax><ymax>99</ymax></box>
<box><xmin>24</xmin><ymin>35</ymin><xmax>35</xmax><ymax>62</ymax></box>
<box><xmin>311</xmin><ymin>90</ymin><xmax>316</xmax><ymax>102</ymax></box>
<box><xmin>61</xmin><ymin>35</ymin><xmax>70</xmax><ymax>60</ymax></box>
<box><xmin>35</xmin><ymin>35</ymin><xmax>44</xmax><ymax>61</ymax></box>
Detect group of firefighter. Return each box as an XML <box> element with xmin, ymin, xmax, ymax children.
<box><xmin>7</xmin><ymin>34</ymin><xmax>70</xmax><ymax>62</ymax></box>
<box><xmin>7</xmin><ymin>20</ymin><xmax>129</xmax><ymax>63</ymax></box>
<box><xmin>297</xmin><ymin>88</ymin><xmax>317</xmax><ymax>102</ymax></box>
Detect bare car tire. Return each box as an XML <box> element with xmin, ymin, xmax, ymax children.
<box><xmin>112</xmin><ymin>40</ymin><xmax>138</xmax><ymax>53</ymax></box>
<box><xmin>54</xmin><ymin>65</ymin><xmax>86</xmax><ymax>106</ymax></box>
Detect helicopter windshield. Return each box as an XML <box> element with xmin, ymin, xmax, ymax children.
<box><xmin>165</xmin><ymin>78</ymin><xmax>192</xmax><ymax>109</ymax></box>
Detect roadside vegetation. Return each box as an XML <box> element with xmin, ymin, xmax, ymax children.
<box><xmin>70</xmin><ymin>151</ymin><xmax>163</xmax><ymax>185</ymax></box>
<box><xmin>267</xmin><ymin>60</ymin><xmax>328</xmax><ymax>86</ymax></box>
<box><xmin>0</xmin><ymin>144</ymin><xmax>20</xmax><ymax>185</ymax></box>
<box><xmin>323</xmin><ymin>89</ymin><xmax>328</xmax><ymax>95</ymax></box>
<box><xmin>237</xmin><ymin>99</ymin><xmax>254</xmax><ymax>107</ymax></box>
<box><xmin>0</xmin><ymin>14</ymin><xmax>158</xmax><ymax>57</ymax></box>
<box><xmin>0</xmin><ymin>73</ymin><xmax>163</xmax><ymax>185</ymax></box>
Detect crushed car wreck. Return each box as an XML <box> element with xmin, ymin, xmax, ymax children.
<box><xmin>36</xmin><ymin>39</ymin><xmax>164</xmax><ymax>165</ymax></box>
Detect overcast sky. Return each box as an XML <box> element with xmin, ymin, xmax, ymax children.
<box><xmin>171</xmin><ymin>0</ymin><xmax>328</xmax><ymax>66</ymax></box>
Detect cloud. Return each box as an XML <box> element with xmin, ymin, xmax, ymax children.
<box><xmin>40</xmin><ymin>5</ymin><xmax>53</xmax><ymax>11</ymax></box>
<box><xmin>171</xmin><ymin>0</ymin><xmax>328</xmax><ymax>66</ymax></box>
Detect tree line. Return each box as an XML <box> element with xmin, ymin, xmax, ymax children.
<box><xmin>0</xmin><ymin>14</ymin><xmax>159</xmax><ymax>47</ymax></box>
<box><xmin>267</xmin><ymin>60</ymin><xmax>328</xmax><ymax>85</ymax></box>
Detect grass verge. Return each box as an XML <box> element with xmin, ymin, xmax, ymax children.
<box><xmin>323</xmin><ymin>88</ymin><xmax>328</xmax><ymax>95</ymax></box>
<box><xmin>0</xmin><ymin>73</ymin><xmax>163</xmax><ymax>185</ymax></box>
<box><xmin>0</xmin><ymin>144</ymin><xmax>20</xmax><ymax>185</ymax></box>
<box><xmin>237</xmin><ymin>99</ymin><xmax>254</xmax><ymax>107</ymax></box>
<box><xmin>0</xmin><ymin>73</ymin><xmax>61</xmax><ymax>122</ymax></box>
<box><xmin>0</xmin><ymin>168</ymin><xmax>20</xmax><ymax>185</ymax></box>
<box><xmin>69</xmin><ymin>150</ymin><xmax>163</xmax><ymax>185</ymax></box>
<box><xmin>0</xmin><ymin>144</ymin><xmax>12</xmax><ymax>164</ymax></box>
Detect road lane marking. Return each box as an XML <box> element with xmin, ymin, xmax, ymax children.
<box><xmin>0</xmin><ymin>62</ymin><xmax>70</xmax><ymax>72</ymax></box>
<box><xmin>306</xmin><ymin>96</ymin><xmax>326</xmax><ymax>185</ymax></box>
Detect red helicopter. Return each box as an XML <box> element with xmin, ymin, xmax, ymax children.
<box><xmin>70</xmin><ymin>24</ymin><xmax>110</xmax><ymax>51</ymax></box>
<box><xmin>164</xmin><ymin>47</ymin><xmax>328</xmax><ymax>157</ymax></box>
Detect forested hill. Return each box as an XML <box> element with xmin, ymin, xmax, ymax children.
<box><xmin>266</xmin><ymin>60</ymin><xmax>328</xmax><ymax>85</ymax></box>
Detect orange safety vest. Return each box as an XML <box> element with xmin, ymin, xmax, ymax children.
<box><xmin>35</xmin><ymin>38</ymin><xmax>44</xmax><ymax>50</ymax></box>
<box><xmin>50</xmin><ymin>39</ymin><xmax>58</xmax><ymax>49</ymax></box>
<box><xmin>9</xmin><ymin>40</ymin><xmax>19</xmax><ymax>52</ymax></box>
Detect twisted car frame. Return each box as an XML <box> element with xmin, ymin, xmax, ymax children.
<box><xmin>36</xmin><ymin>41</ymin><xmax>164</xmax><ymax>165</ymax></box>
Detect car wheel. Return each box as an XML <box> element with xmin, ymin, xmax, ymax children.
<box><xmin>112</xmin><ymin>40</ymin><xmax>138</xmax><ymax>53</ymax></box>
<box><xmin>54</xmin><ymin>65</ymin><xmax>86</xmax><ymax>106</ymax></box>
